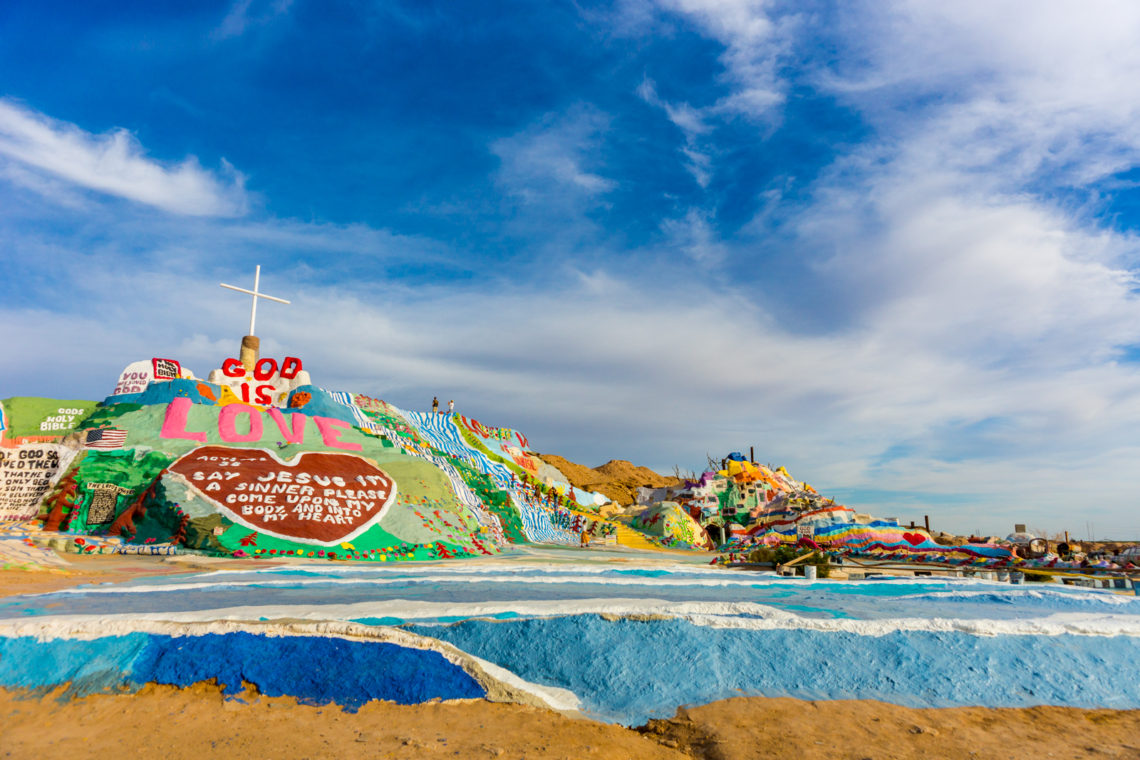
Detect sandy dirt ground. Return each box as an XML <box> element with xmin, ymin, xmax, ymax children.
<box><xmin>0</xmin><ymin>554</ymin><xmax>271</xmax><ymax>597</ymax></box>
<box><xmin>3</xmin><ymin>559</ymin><xmax>1139</xmax><ymax>759</ymax></box>
<box><xmin>2</xmin><ymin>685</ymin><xmax>1138</xmax><ymax>760</ymax></box>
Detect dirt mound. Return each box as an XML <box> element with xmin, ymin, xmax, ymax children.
<box><xmin>536</xmin><ymin>454</ymin><xmax>681</xmax><ymax>506</ymax></box>
<box><xmin>594</xmin><ymin>459</ymin><xmax>673</xmax><ymax>485</ymax></box>
<box><xmin>535</xmin><ymin>454</ymin><xmax>604</xmax><ymax>488</ymax></box>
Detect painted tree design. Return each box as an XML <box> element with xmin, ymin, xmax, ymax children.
<box><xmin>42</xmin><ymin>470</ymin><xmax>80</xmax><ymax>532</ymax></box>
<box><xmin>108</xmin><ymin>468</ymin><xmax>167</xmax><ymax>538</ymax></box>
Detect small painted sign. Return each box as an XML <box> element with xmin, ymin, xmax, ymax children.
<box><xmin>86</xmin><ymin>482</ymin><xmax>134</xmax><ymax>526</ymax></box>
<box><xmin>152</xmin><ymin>358</ymin><xmax>182</xmax><ymax>380</ymax></box>
<box><xmin>112</xmin><ymin>358</ymin><xmax>191</xmax><ymax>396</ymax></box>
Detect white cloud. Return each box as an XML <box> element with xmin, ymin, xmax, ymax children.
<box><xmin>0</xmin><ymin>99</ymin><xmax>249</xmax><ymax>216</ymax></box>
<box><xmin>653</xmin><ymin>0</ymin><xmax>793</xmax><ymax>120</ymax></box>
<box><xmin>212</xmin><ymin>0</ymin><xmax>294</xmax><ymax>40</ymax></box>
<box><xmin>491</xmin><ymin>106</ymin><xmax>616</xmax><ymax>202</ymax></box>
<box><xmin>660</xmin><ymin>208</ymin><xmax>727</xmax><ymax>263</ymax></box>
<box><xmin>637</xmin><ymin>77</ymin><xmax>713</xmax><ymax>188</ymax></box>
<box><xmin>821</xmin><ymin>1</ymin><xmax>1140</xmax><ymax>188</ymax></box>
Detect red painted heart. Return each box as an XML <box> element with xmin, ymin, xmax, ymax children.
<box><xmin>902</xmin><ymin>532</ymin><xmax>926</xmax><ymax>546</ymax></box>
<box><xmin>169</xmin><ymin>445</ymin><xmax>397</xmax><ymax>546</ymax></box>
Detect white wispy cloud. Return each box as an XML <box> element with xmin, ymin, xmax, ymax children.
<box><xmin>660</xmin><ymin>208</ymin><xmax>727</xmax><ymax>263</ymax></box>
<box><xmin>212</xmin><ymin>0</ymin><xmax>295</xmax><ymax>40</ymax></box>
<box><xmin>0</xmin><ymin>99</ymin><xmax>249</xmax><ymax>216</ymax></box>
<box><xmin>492</xmin><ymin>107</ymin><xmax>616</xmax><ymax>201</ymax></box>
<box><xmin>822</xmin><ymin>1</ymin><xmax>1140</xmax><ymax>188</ymax></box>
<box><xmin>637</xmin><ymin>77</ymin><xmax>712</xmax><ymax>188</ymax></box>
<box><xmin>653</xmin><ymin>0</ymin><xmax>793</xmax><ymax>120</ymax></box>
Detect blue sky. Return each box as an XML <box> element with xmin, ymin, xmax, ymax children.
<box><xmin>3</xmin><ymin>0</ymin><xmax>1140</xmax><ymax>538</ymax></box>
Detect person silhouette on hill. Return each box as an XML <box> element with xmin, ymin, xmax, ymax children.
<box><xmin>448</xmin><ymin>399</ymin><xmax>455</xmax><ymax>415</ymax></box>
<box><xmin>432</xmin><ymin>397</ymin><xmax>439</xmax><ymax>414</ymax></box>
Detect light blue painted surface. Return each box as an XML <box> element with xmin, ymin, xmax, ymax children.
<box><xmin>3</xmin><ymin>558</ymin><xmax>1137</xmax><ymax>722</ymax></box>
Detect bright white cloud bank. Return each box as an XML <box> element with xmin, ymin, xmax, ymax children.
<box><xmin>0</xmin><ymin>99</ymin><xmax>247</xmax><ymax>216</ymax></box>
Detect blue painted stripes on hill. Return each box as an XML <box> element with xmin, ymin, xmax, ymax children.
<box><xmin>328</xmin><ymin>390</ymin><xmax>384</xmax><ymax>434</ymax></box>
<box><xmin>370</xmin><ymin>422</ymin><xmax>504</xmax><ymax>542</ymax></box>
<box><xmin>402</xmin><ymin>410</ymin><xmax>574</xmax><ymax>545</ymax></box>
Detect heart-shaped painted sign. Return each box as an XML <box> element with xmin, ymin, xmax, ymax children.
<box><xmin>169</xmin><ymin>446</ymin><xmax>397</xmax><ymax>546</ymax></box>
<box><xmin>902</xmin><ymin>532</ymin><xmax>926</xmax><ymax>546</ymax></box>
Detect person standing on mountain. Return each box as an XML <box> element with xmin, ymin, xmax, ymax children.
<box><xmin>448</xmin><ymin>399</ymin><xmax>455</xmax><ymax>415</ymax></box>
<box><xmin>432</xmin><ymin>397</ymin><xmax>439</xmax><ymax>414</ymax></box>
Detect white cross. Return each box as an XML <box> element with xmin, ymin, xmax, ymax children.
<box><xmin>219</xmin><ymin>265</ymin><xmax>290</xmax><ymax>336</ymax></box>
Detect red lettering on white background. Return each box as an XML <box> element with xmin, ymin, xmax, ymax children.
<box><xmin>254</xmin><ymin>358</ymin><xmax>278</xmax><ymax>381</ymax></box>
<box><xmin>279</xmin><ymin>357</ymin><xmax>303</xmax><ymax>379</ymax></box>
<box><xmin>222</xmin><ymin>358</ymin><xmax>245</xmax><ymax>378</ymax></box>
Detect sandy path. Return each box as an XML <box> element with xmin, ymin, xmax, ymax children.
<box><xmin>0</xmin><ymin>555</ymin><xmax>274</xmax><ymax>598</ymax></box>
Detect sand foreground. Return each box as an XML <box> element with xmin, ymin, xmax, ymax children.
<box><xmin>2</xmin><ymin>685</ymin><xmax>1138</xmax><ymax>760</ymax></box>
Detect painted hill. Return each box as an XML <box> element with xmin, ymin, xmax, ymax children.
<box><xmin>1</xmin><ymin>351</ymin><xmax>1023</xmax><ymax>566</ymax></box>
<box><xmin>535</xmin><ymin>454</ymin><xmax>681</xmax><ymax>506</ymax></box>
<box><xmin>0</xmin><ymin>352</ymin><xmax>628</xmax><ymax>562</ymax></box>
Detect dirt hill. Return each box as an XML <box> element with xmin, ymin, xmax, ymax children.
<box><xmin>537</xmin><ymin>454</ymin><xmax>682</xmax><ymax>506</ymax></box>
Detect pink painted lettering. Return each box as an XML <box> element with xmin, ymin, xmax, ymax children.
<box><xmin>160</xmin><ymin>397</ymin><xmax>208</xmax><ymax>443</ymax></box>
<box><xmin>218</xmin><ymin>404</ymin><xmax>264</xmax><ymax>443</ymax></box>
<box><xmin>267</xmin><ymin>407</ymin><xmax>306</xmax><ymax>444</ymax></box>
<box><xmin>314</xmin><ymin>416</ymin><xmax>362</xmax><ymax>451</ymax></box>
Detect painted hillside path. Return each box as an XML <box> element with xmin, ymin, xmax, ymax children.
<box><xmin>3</xmin><ymin>547</ymin><xmax>1140</xmax><ymax>726</ymax></box>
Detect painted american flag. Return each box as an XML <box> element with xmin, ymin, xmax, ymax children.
<box><xmin>85</xmin><ymin>428</ymin><xmax>128</xmax><ymax>450</ymax></box>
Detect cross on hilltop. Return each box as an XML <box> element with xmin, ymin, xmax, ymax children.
<box><xmin>220</xmin><ymin>265</ymin><xmax>291</xmax><ymax>370</ymax></box>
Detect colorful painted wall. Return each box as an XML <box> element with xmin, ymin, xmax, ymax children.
<box><xmin>2</xmin><ymin>354</ymin><xmax>625</xmax><ymax>560</ymax></box>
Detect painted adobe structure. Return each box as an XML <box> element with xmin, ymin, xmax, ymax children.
<box><xmin>1</xmin><ymin>352</ymin><xmax>620</xmax><ymax>561</ymax></box>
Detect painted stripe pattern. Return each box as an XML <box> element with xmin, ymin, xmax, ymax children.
<box><xmin>402</xmin><ymin>411</ymin><xmax>574</xmax><ymax>545</ymax></box>
<box><xmin>329</xmin><ymin>390</ymin><xmax>385</xmax><ymax>434</ymax></box>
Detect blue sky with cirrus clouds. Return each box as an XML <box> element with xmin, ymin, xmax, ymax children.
<box><xmin>3</xmin><ymin>0</ymin><xmax>1140</xmax><ymax>538</ymax></box>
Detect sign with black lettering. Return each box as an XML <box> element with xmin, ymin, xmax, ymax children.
<box><xmin>0</xmin><ymin>444</ymin><xmax>78</xmax><ymax>520</ymax></box>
